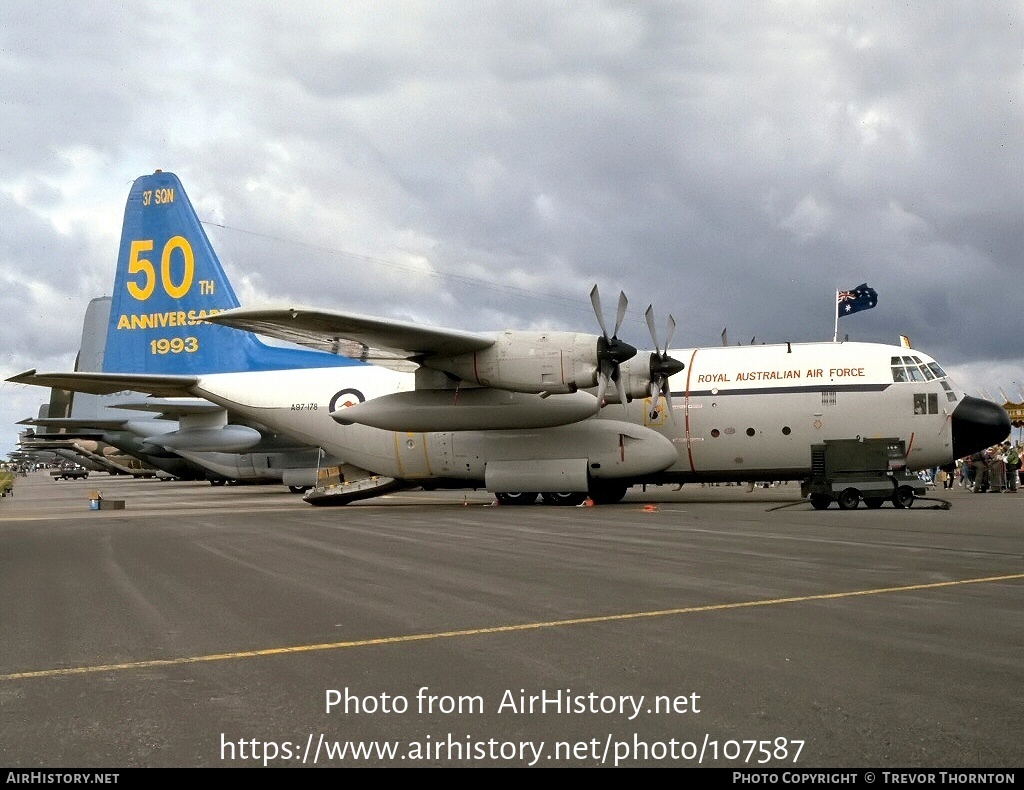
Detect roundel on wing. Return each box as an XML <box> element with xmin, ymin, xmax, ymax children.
<box><xmin>329</xmin><ymin>388</ymin><xmax>366</xmax><ymax>413</ymax></box>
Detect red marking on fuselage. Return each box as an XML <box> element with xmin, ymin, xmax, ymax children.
<box><xmin>684</xmin><ymin>348</ymin><xmax>700</xmax><ymax>473</ymax></box>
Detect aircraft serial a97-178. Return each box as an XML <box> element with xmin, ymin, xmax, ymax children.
<box><xmin>9</xmin><ymin>171</ymin><xmax>1010</xmax><ymax>508</ymax></box>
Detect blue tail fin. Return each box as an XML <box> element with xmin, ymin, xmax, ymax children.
<box><xmin>104</xmin><ymin>170</ymin><xmax>354</xmax><ymax>374</ymax></box>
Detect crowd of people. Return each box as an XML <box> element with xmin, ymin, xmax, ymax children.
<box><xmin>936</xmin><ymin>441</ymin><xmax>1021</xmax><ymax>493</ymax></box>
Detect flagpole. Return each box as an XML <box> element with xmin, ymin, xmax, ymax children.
<box><xmin>833</xmin><ymin>289</ymin><xmax>839</xmax><ymax>342</ymax></box>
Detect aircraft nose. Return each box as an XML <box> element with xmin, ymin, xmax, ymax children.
<box><xmin>951</xmin><ymin>395</ymin><xmax>1011</xmax><ymax>458</ymax></box>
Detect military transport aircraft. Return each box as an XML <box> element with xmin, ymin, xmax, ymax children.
<box><xmin>8</xmin><ymin>171</ymin><xmax>1010</xmax><ymax>507</ymax></box>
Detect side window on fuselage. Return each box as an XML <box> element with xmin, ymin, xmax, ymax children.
<box><xmin>913</xmin><ymin>393</ymin><xmax>939</xmax><ymax>415</ymax></box>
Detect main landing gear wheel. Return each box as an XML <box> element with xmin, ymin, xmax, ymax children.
<box><xmin>837</xmin><ymin>488</ymin><xmax>860</xmax><ymax>510</ymax></box>
<box><xmin>588</xmin><ymin>482</ymin><xmax>628</xmax><ymax>505</ymax></box>
<box><xmin>495</xmin><ymin>492</ymin><xmax>538</xmax><ymax>505</ymax></box>
<box><xmin>541</xmin><ymin>492</ymin><xmax>587</xmax><ymax>506</ymax></box>
<box><xmin>892</xmin><ymin>486</ymin><xmax>916</xmax><ymax>509</ymax></box>
<box><xmin>810</xmin><ymin>493</ymin><xmax>831</xmax><ymax>510</ymax></box>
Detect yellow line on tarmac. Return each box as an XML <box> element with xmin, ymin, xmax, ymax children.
<box><xmin>4</xmin><ymin>572</ymin><xmax>1021</xmax><ymax>681</ymax></box>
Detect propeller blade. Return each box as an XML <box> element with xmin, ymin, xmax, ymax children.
<box><xmin>614</xmin><ymin>291</ymin><xmax>628</xmax><ymax>337</ymax></box>
<box><xmin>590</xmin><ymin>284</ymin><xmax>638</xmax><ymax>412</ymax></box>
<box><xmin>595</xmin><ymin>373</ymin><xmax>608</xmax><ymax>410</ymax></box>
<box><xmin>645</xmin><ymin>305</ymin><xmax>659</xmax><ymax>351</ymax></box>
<box><xmin>642</xmin><ymin>302</ymin><xmax>683</xmax><ymax>424</ymax></box>
<box><xmin>596</xmin><ymin>357</ymin><xmax>617</xmax><ymax>411</ymax></box>
<box><xmin>590</xmin><ymin>285</ymin><xmax>609</xmax><ymax>339</ymax></box>
<box><xmin>664</xmin><ymin>315</ymin><xmax>676</xmax><ymax>355</ymax></box>
<box><xmin>663</xmin><ymin>388</ymin><xmax>676</xmax><ymax>421</ymax></box>
<box><xmin>614</xmin><ymin>369</ymin><xmax>628</xmax><ymax>414</ymax></box>
<box><xmin>649</xmin><ymin>379</ymin><xmax>662</xmax><ymax>421</ymax></box>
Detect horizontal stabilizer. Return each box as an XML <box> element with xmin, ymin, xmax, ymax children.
<box><xmin>7</xmin><ymin>370</ymin><xmax>198</xmax><ymax>397</ymax></box>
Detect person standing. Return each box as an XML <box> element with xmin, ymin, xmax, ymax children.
<box><xmin>1003</xmin><ymin>442</ymin><xmax>1020</xmax><ymax>492</ymax></box>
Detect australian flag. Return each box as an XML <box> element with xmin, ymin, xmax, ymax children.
<box><xmin>837</xmin><ymin>283</ymin><xmax>878</xmax><ymax>317</ymax></box>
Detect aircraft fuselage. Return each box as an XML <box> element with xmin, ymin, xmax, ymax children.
<box><xmin>188</xmin><ymin>340</ymin><xmax>991</xmax><ymax>491</ymax></box>
<box><xmin>640</xmin><ymin>341</ymin><xmax>958</xmax><ymax>481</ymax></box>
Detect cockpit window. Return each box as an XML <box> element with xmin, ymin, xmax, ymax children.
<box><xmin>891</xmin><ymin>356</ymin><xmax>947</xmax><ymax>383</ymax></box>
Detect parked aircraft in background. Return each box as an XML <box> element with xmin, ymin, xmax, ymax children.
<box><xmin>9</xmin><ymin>171</ymin><xmax>1010</xmax><ymax>507</ymax></box>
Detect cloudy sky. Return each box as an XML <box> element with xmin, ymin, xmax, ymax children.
<box><xmin>1</xmin><ymin>1</ymin><xmax>1022</xmax><ymax>456</ymax></box>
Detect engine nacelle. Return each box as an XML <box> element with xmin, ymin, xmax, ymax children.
<box><xmin>594</xmin><ymin>355</ymin><xmax>676</xmax><ymax>403</ymax></box>
<box><xmin>425</xmin><ymin>331</ymin><xmax>601</xmax><ymax>394</ymax></box>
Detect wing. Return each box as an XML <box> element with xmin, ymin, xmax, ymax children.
<box><xmin>7</xmin><ymin>370</ymin><xmax>199</xmax><ymax>398</ymax></box>
<box><xmin>205</xmin><ymin>306</ymin><xmax>495</xmax><ymax>363</ymax></box>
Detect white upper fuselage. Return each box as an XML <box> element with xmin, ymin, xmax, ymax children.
<box><xmin>640</xmin><ymin>341</ymin><xmax>957</xmax><ymax>479</ymax></box>
<box><xmin>185</xmin><ymin>340</ymin><xmax>962</xmax><ymax>484</ymax></box>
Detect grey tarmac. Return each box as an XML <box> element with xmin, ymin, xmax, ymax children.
<box><xmin>0</xmin><ymin>472</ymin><xmax>1020</xmax><ymax>767</ymax></box>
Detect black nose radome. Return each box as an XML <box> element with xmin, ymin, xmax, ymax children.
<box><xmin>951</xmin><ymin>395</ymin><xmax>1011</xmax><ymax>458</ymax></box>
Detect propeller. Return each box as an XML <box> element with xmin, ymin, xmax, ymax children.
<box><xmin>590</xmin><ymin>285</ymin><xmax>637</xmax><ymax>411</ymax></box>
<box><xmin>644</xmin><ymin>304</ymin><xmax>685</xmax><ymax>421</ymax></box>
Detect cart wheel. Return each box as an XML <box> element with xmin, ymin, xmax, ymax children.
<box><xmin>837</xmin><ymin>488</ymin><xmax>860</xmax><ymax>510</ymax></box>
<box><xmin>810</xmin><ymin>494</ymin><xmax>831</xmax><ymax>510</ymax></box>
<box><xmin>892</xmin><ymin>486</ymin><xmax>915</xmax><ymax>509</ymax></box>
<box><xmin>864</xmin><ymin>497</ymin><xmax>885</xmax><ymax>509</ymax></box>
